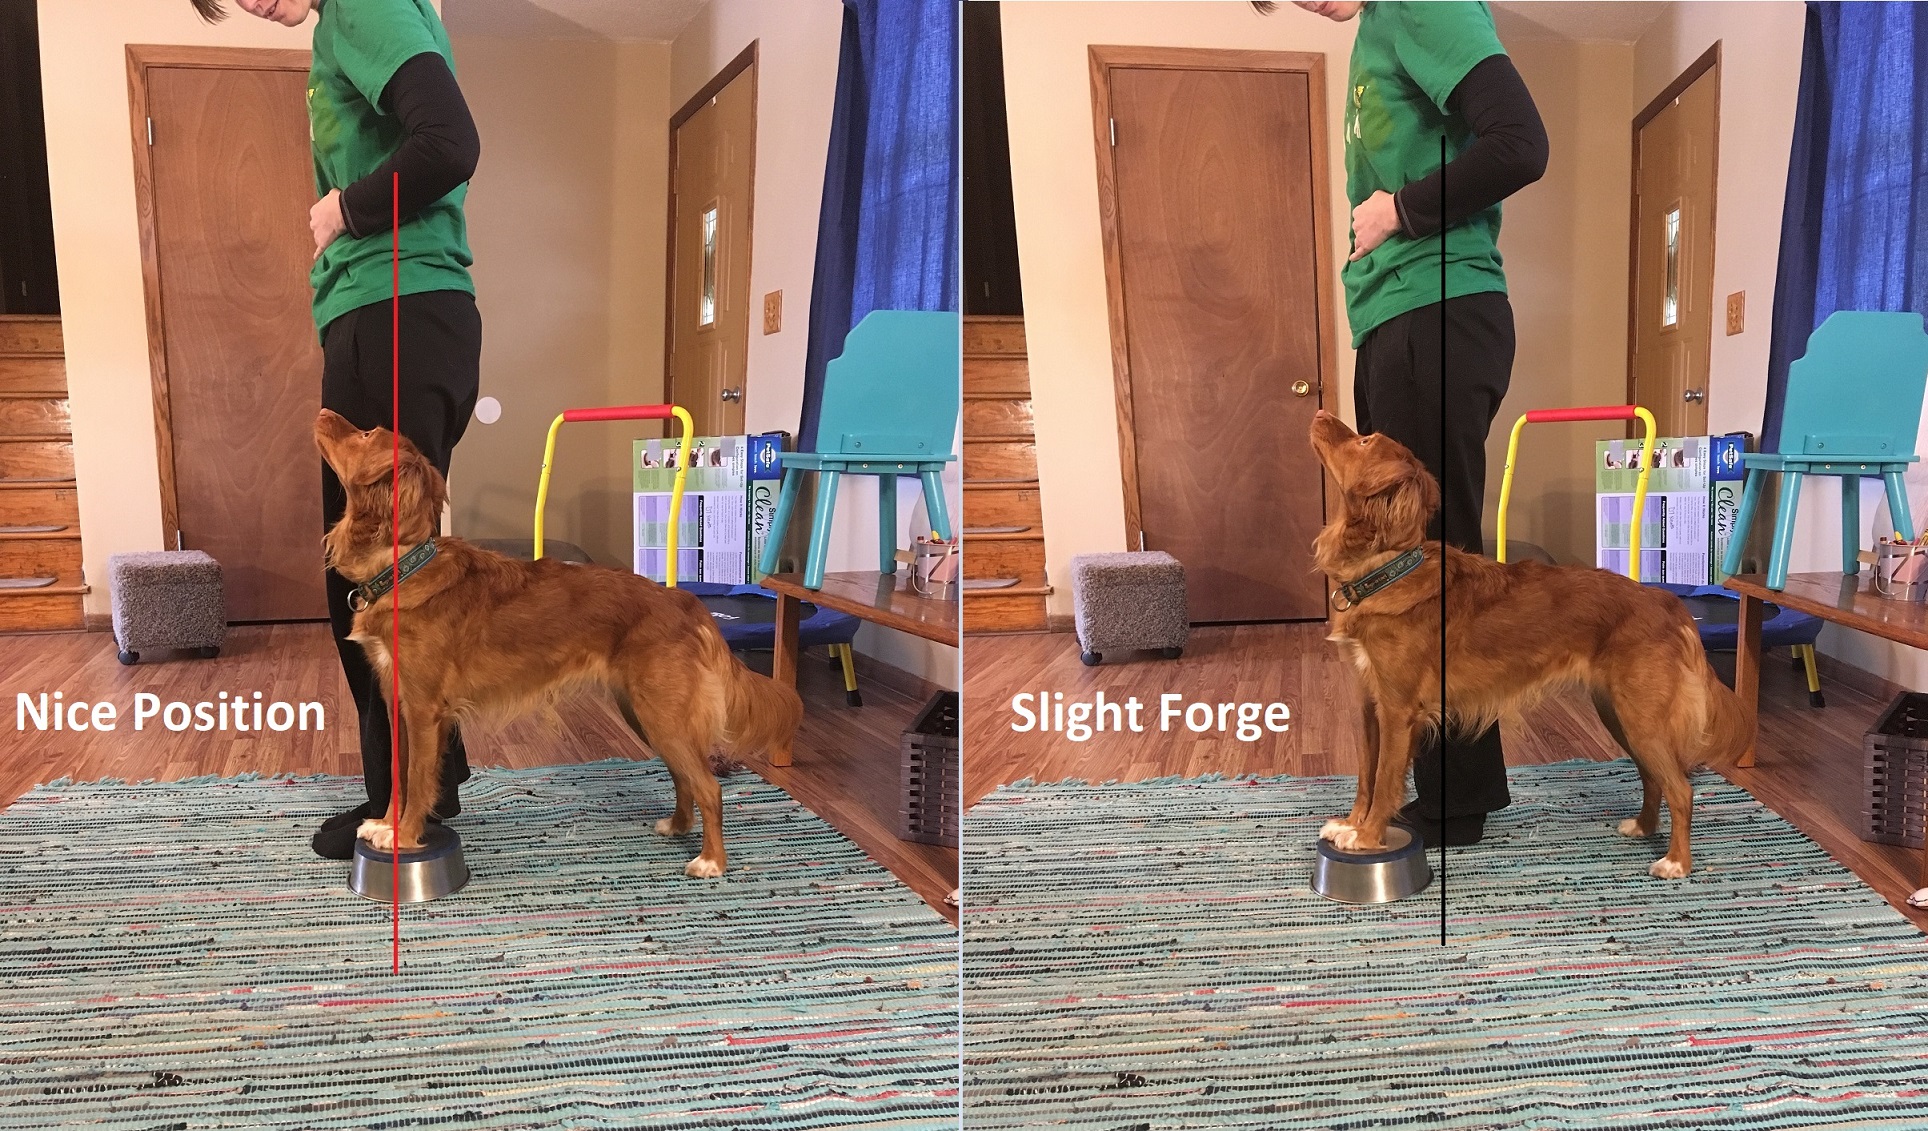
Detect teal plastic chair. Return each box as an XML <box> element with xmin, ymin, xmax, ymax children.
<box><xmin>1722</xmin><ymin>310</ymin><xmax>1928</xmax><ymax>590</ymax></box>
<box><xmin>758</xmin><ymin>310</ymin><xmax>960</xmax><ymax>590</ymax></box>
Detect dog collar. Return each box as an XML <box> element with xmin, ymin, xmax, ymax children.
<box><xmin>348</xmin><ymin>540</ymin><xmax>438</xmax><ymax>613</ymax></box>
<box><xmin>1332</xmin><ymin>547</ymin><xmax>1425</xmax><ymax>611</ymax></box>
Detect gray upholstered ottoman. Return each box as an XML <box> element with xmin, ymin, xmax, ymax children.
<box><xmin>1070</xmin><ymin>550</ymin><xmax>1189</xmax><ymax>666</ymax></box>
<box><xmin>109</xmin><ymin>550</ymin><xmax>226</xmax><ymax>665</ymax></box>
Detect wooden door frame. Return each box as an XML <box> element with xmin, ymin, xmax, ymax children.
<box><xmin>1625</xmin><ymin>42</ymin><xmax>1721</xmax><ymax>414</ymax></box>
<box><xmin>664</xmin><ymin>42</ymin><xmax>759</xmax><ymax>427</ymax></box>
<box><xmin>1088</xmin><ymin>45</ymin><xmax>1339</xmax><ymax>552</ymax></box>
<box><xmin>126</xmin><ymin>44</ymin><xmax>310</xmax><ymax>547</ymax></box>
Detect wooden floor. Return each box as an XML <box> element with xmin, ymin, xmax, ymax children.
<box><xmin>964</xmin><ymin>625</ymin><xmax>1928</xmax><ymax>929</ymax></box>
<box><xmin>0</xmin><ymin>625</ymin><xmax>956</xmax><ymax>923</ymax></box>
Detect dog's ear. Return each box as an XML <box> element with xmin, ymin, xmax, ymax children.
<box><xmin>347</xmin><ymin>445</ymin><xmax>392</xmax><ymax>487</ymax></box>
<box><xmin>1380</xmin><ymin>459</ymin><xmax>1440</xmax><ymax>538</ymax></box>
<box><xmin>395</xmin><ymin>446</ymin><xmax>448</xmax><ymax>532</ymax></box>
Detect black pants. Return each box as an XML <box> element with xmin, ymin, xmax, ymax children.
<box><xmin>320</xmin><ymin>290</ymin><xmax>480</xmax><ymax>816</ymax></box>
<box><xmin>1353</xmin><ymin>290</ymin><xmax>1514</xmax><ymax>820</ymax></box>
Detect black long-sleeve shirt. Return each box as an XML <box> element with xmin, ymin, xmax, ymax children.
<box><xmin>1394</xmin><ymin>53</ymin><xmax>1548</xmax><ymax>239</ymax></box>
<box><xmin>338</xmin><ymin>52</ymin><xmax>480</xmax><ymax>239</ymax></box>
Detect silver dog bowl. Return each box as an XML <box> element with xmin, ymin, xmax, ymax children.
<box><xmin>349</xmin><ymin>824</ymin><xmax>470</xmax><ymax>904</ymax></box>
<box><xmin>1311</xmin><ymin>824</ymin><xmax>1433</xmax><ymax>903</ymax></box>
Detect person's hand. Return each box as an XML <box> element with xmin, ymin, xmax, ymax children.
<box><xmin>1349</xmin><ymin>190</ymin><xmax>1400</xmax><ymax>261</ymax></box>
<box><xmin>310</xmin><ymin>189</ymin><xmax>347</xmax><ymax>259</ymax></box>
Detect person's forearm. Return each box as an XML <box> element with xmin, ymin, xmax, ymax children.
<box><xmin>338</xmin><ymin>53</ymin><xmax>480</xmax><ymax>238</ymax></box>
<box><xmin>1394</xmin><ymin>54</ymin><xmax>1548</xmax><ymax>239</ymax></box>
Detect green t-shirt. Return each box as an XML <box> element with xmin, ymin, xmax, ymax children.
<box><xmin>307</xmin><ymin>0</ymin><xmax>473</xmax><ymax>338</ymax></box>
<box><xmin>1342</xmin><ymin>1</ymin><xmax>1508</xmax><ymax>346</ymax></box>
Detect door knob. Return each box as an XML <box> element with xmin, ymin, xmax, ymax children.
<box><xmin>1683</xmin><ymin>388</ymin><xmax>1705</xmax><ymax>404</ymax></box>
<box><xmin>1291</xmin><ymin>380</ymin><xmax>1312</xmax><ymax>397</ymax></box>
<box><xmin>720</xmin><ymin>387</ymin><xmax>743</xmax><ymax>403</ymax></box>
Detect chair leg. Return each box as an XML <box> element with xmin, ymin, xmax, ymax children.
<box><xmin>1724</xmin><ymin>469</ymin><xmax>1765</xmax><ymax>578</ymax></box>
<box><xmin>879</xmin><ymin>474</ymin><xmax>899</xmax><ymax>576</ymax></box>
<box><xmin>1842</xmin><ymin>475</ymin><xmax>1862</xmax><ymax>576</ymax></box>
<box><xmin>804</xmin><ymin>470</ymin><xmax>842</xmax><ymax>590</ymax></box>
<box><xmin>1798</xmin><ymin>643</ymin><xmax>1824</xmax><ymax>708</ymax></box>
<box><xmin>919</xmin><ymin>470</ymin><xmax>953</xmax><ymax>541</ymax></box>
<box><xmin>1767</xmin><ymin>471</ymin><xmax>1804</xmax><ymax>591</ymax></box>
<box><xmin>1883</xmin><ymin>471</ymin><xmax>1918</xmax><ymax>542</ymax></box>
<box><xmin>836</xmin><ymin>643</ymin><xmax>862</xmax><ymax>707</ymax></box>
<box><xmin>760</xmin><ymin>469</ymin><xmax>803</xmax><ymax>577</ymax></box>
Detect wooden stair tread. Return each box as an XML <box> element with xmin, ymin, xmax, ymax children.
<box><xmin>0</xmin><ymin>529</ymin><xmax>79</xmax><ymax>540</ymax></box>
<box><xmin>0</xmin><ymin>434</ymin><xmax>71</xmax><ymax>443</ymax></box>
<box><xmin>963</xmin><ymin>433</ymin><xmax>1033</xmax><ymax>443</ymax></box>
<box><xmin>965</xmin><ymin>530</ymin><xmax>1043</xmax><ymax>542</ymax></box>
<box><xmin>963</xmin><ymin>584</ymin><xmax>1052</xmax><ymax>598</ymax></box>
<box><xmin>0</xmin><ymin>581</ymin><xmax>86</xmax><ymax>596</ymax></box>
<box><xmin>0</xmin><ymin>390</ymin><xmax>67</xmax><ymax>399</ymax></box>
<box><xmin>0</xmin><ymin>478</ymin><xmax>77</xmax><ymax>490</ymax></box>
<box><xmin>963</xmin><ymin>389</ymin><xmax>1030</xmax><ymax>400</ymax></box>
<box><xmin>963</xmin><ymin>477</ymin><xmax>1039</xmax><ymax>488</ymax></box>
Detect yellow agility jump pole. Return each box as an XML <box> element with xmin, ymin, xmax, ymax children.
<box><xmin>534</xmin><ymin>404</ymin><xmax>694</xmax><ymax>587</ymax></box>
<box><xmin>1497</xmin><ymin>404</ymin><xmax>1657</xmax><ymax>582</ymax></box>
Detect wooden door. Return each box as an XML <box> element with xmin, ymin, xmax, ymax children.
<box><xmin>1631</xmin><ymin>60</ymin><xmax>1719</xmax><ymax>437</ymax></box>
<box><xmin>140</xmin><ymin>56</ymin><xmax>327</xmax><ymax>622</ymax></box>
<box><xmin>1101</xmin><ymin>57</ymin><xmax>1334</xmax><ymax>623</ymax></box>
<box><xmin>669</xmin><ymin>62</ymin><xmax>756</xmax><ymax>436</ymax></box>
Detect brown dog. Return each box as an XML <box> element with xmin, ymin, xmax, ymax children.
<box><xmin>1308</xmin><ymin>410</ymin><xmax>1750</xmax><ymax>877</ymax></box>
<box><xmin>315</xmin><ymin>409</ymin><xmax>802</xmax><ymax>877</ymax></box>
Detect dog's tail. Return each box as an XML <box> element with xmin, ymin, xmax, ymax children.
<box><xmin>721</xmin><ymin>658</ymin><xmax>804</xmax><ymax>764</ymax></box>
<box><xmin>1685</xmin><ymin>625</ymin><xmax>1754</xmax><ymax>769</ymax></box>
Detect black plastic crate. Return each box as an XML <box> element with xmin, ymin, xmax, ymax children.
<box><xmin>1865</xmin><ymin>691</ymin><xmax>1928</xmax><ymax>849</ymax></box>
<box><xmin>901</xmin><ymin>690</ymin><xmax>959</xmax><ymax>848</ymax></box>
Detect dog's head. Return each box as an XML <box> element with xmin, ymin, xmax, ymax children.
<box><xmin>1309</xmin><ymin>409</ymin><xmax>1439</xmax><ymax>564</ymax></box>
<box><xmin>315</xmin><ymin>409</ymin><xmax>447</xmax><ymax>573</ymax></box>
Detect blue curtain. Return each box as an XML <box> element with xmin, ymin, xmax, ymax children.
<box><xmin>797</xmin><ymin>0</ymin><xmax>960</xmax><ymax>452</ymax></box>
<box><xmin>1764</xmin><ymin>2</ymin><xmax>1928</xmax><ymax>452</ymax></box>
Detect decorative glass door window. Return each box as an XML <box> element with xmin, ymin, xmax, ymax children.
<box><xmin>700</xmin><ymin>205</ymin><xmax>719</xmax><ymax>328</ymax></box>
<box><xmin>1660</xmin><ymin>204</ymin><xmax>1681</xmax><ymax>329</ymax></box>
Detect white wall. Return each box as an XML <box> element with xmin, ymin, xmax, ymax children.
<box><xmin>1487</xmin><ymin>18</ymin><xmax>1635</xmax><ymax>566</ymax></box>
<box><xmin>449</xmin><ymin>36</ymin><xmax>671</xmax><ymax>566</ymax></box>
<box><xmin>37</xmin><ymin>0</ymin><xmax>317</xmax><ymax>619</ymax></box>
<box><xmin>1001</xmin><ymin>0</ymin><xmax>1359</xmax><ymax>619</ymax></box>
<box><xmin>672</xmin><ymin>0</ymin><xmax>959</xmax><ymax>689</ymax></box>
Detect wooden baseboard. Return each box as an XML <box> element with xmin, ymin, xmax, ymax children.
<box><xmin>1815</xmin><ymin>649</ymin><xmax>1909</xmax><ymax>708</ymax></box>
<box><xmin>1047</xmin><ymin>612</ymin><xmax>1074</xmax><ymax>633</ymax></box>
<box><xmin>85</xmin><ymin>612</ymin><xmax>111</xmax><ymax>632</ymax></box>
<box><xmin>848</xmin><ymin>648</ymin><xmax>949</xmax><ymax>706</ymax></box>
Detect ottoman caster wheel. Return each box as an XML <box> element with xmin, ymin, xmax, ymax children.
<box><xmin>1809</xmin><ymin>690</ymin><xmax>1826</xmax><ymax>708</ymax></box>
<box><xmin>1080</xmin><ymin>650</ymin><xmax>1101</xmax><ymax>667</ymax></box>
<box><xmin>845</xmin><ymin>689</ymin><xmax>863</xmax><ymax>707</ymax></box>
<box><xmin>198</xmin><ymin>646</ymin><xmax>221</xmax><ymax>660</ymax></box>
<box><xmin>117</xmin><ymin>649</ymin><xmax>139</xmax><ymax>666</ymax></box>
<box><xmin>1161</xmin><ymin>646</ymin><xmax>1183</xmax><ymax>660</ymax></box>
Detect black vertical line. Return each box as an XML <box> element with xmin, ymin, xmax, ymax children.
<box><xmin>1439</xmin><ymin>133</ymin><xmax>1449</xmax><ymax>946</ymax></box>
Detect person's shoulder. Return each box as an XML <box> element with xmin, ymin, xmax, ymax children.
<box><xmin>1389</xmin><ymin>0</ymin><xmax>1499</xmax><ymax>36</ymax></box>
<box><xmin>331</xmin><ymin>0</ymin><xmax>439</xmax><ymax>36</ymax></box>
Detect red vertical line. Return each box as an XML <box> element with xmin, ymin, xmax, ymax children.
<box><xmin>1438</xmin><ymin>134</ymin><xmax>1448</xmax><ymax>945</ymax></box>
<box><xmin>391</xmin><ymin>172</ymin><xmax>402</xmax><ymax>973</ymax></box>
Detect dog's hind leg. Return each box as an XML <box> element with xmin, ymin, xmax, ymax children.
<box><xmin>1593</xmin><ymin>688</ymin><xmax>1660</xmax><ymax>838</ymax></box>
<box><xmin>619</xmin><ymin>690</ymin><xmax>726</xmax><ymax>878</ymax></box>
<box><xmin>1609</xmin><ymin>689</ymin><xmax>1697</xmax><ymax>878</ymax></box>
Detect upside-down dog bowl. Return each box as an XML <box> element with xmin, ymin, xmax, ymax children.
<box><xmin>1311</xmin><ymin>824</ymin><xmax>1433</xmax><ymax>904</ymax></box>
<box><xmin>349</xmin><ymin>824</ymin><xmax>470</xmax><ymax>904</ymax></box>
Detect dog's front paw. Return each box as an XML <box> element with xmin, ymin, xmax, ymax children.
<box><xmin>1319</xmin><ymin>819</ymin><xmax>1355</xmax><ymax>842</ymax></box>
<box><xmin>356</xmin><ymin>819</ymin><xmax>396</xmax><ymax>853</ymax></box>
<box><xmin>1648</xmin><ymin>856</ymin><xmax>1690</xmax><ymax>879</ymax></box>
<box><xmin>1618</xmin><ymin>817</ymin><xmax>1655</xmax><ymax>838</ymax></box>
<box><xmin>1331</xmin><ymin>826</ymin><xmax>1387</xmax><ymax>853</ymax></box>
<box><xmin>683</xmin><ymin>855</ymin><xmax>725</xmax><ymax>879</ymax></box>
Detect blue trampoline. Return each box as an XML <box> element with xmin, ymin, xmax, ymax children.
<box><xmin>1648</xmin><ymin>583</ymin><xmax>1826</xmax><ymax>708</ymax></box>
<box><xmin>681</xmin><ymin>582</ymin><xmax>865</xmax><ymax>706</ymax></box>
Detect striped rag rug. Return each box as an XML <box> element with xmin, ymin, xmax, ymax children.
<box><xmin>0</xmin><ymin>760</ymin><xmax>958</xmax><ymax>1129</ymax></box>
<box><xmin>963</xmin><ymin>760</ymin><xmax>1928</xmax><ymax>1130</ymax></box>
